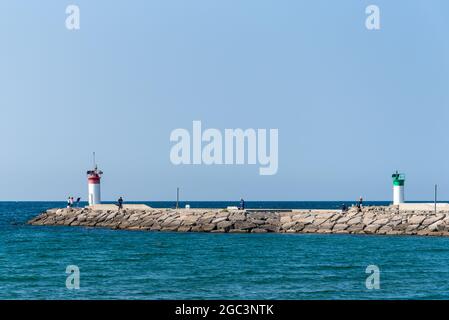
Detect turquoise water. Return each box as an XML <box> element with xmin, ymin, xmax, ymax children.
<box><xmin>2</xmin><ymin>201</ymin><xmax>449</xmax><ymax>299</ymax></box>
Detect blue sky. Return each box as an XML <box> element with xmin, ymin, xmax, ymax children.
<box><xmin>0</xmin><ymin>1</ymin><xmax>448</xmax><ymax>201</ymax></box>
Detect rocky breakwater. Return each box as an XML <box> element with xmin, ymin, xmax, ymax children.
<box><xmin>28</xmin><ymin>206</ymin><xmax>449</xmax><ymax>236</ymax></box>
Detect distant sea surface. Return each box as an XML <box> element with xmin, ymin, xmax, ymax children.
<box><xmin>2</xmin><ymin>201</ymin><xmax>449</xmax><ymax>300</ymax></box>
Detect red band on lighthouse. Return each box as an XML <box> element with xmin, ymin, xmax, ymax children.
<box><xmin>88</xmin><ymin>175</ymin><xmax>100</xmax><ymax>184</ymax></box>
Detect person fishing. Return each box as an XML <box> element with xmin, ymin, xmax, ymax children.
<box><xmin>239</xmin><ymin>198</ymin><xmax>245</xmax><ymax>210</ymax></box>
<box><xmin>118</xmin><ymin>197</ymin><xmax>123</xmax><ymax>210</ymax></box>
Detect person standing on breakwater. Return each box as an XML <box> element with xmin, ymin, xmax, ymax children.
<box><xmin>239</xmin><ymin>198</ymin><xmax>245</xmax><ymax>210</ymax></box>
<box><xmin>117</xmin><ymin>197</ymin><xmax>123</xmax><ymax>210</ymax></box>
<box><xmin>67</xmin><ymin>197</ymin><xmax>75</xmax><ymax>208</ymax></box>
<box><xmin>355</xmin><ymin>197</ymin><xmax>364</xmax><ymax>212</ymax></box>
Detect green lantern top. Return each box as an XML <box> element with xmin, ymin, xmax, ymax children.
<box><xmin>392</xmin><ymin>171</ymin><xmax>405</xmax><ymax>186</ymax></box>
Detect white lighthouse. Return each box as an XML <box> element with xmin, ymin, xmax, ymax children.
<box><xmin>87</xmin><ymin>154</ymin><xmax>103</xmax><ymax>206</ymax></box>
<box><xmin>392</xmin><ymin>171</ymin><xmax>405</xmax><ymax>205</ymax></box>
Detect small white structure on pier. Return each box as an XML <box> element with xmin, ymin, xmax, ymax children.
<box><xmin>392</xmin><ymin>171</ymin><xmax>405</xmax><ymax>205</ymax></box>
<box><xmin>87</xmin><ymin>154</ymin><xmax>103</xmax><ymax>206</ymax></box>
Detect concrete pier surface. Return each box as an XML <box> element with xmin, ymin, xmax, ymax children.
<box><xmin>27</xmin><ymin>205</ymin><xmax>449</xmax><ymax>237</ymax></box>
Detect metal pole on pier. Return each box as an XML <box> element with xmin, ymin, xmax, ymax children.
<box><xmin>434</xmin><ymin>184</ymin><xmax>438</xmax><ymax>214</ymax></box>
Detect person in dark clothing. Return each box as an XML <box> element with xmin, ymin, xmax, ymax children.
<box><xmin>76</xmin><ymin>197</ymin><xmax>81</xmax><ymax>208</ymax></box>
<box><xmin>341</xmin><ymin>203</ymin><xmax>347</xmax><ymax>212</ymax></box>
<box><xmin>239</xmin><ymin>198</ymin><xmax>245</xmax><ymax>210</ymax></box>
<box><xmin>118</xmin><ymin>197</ymin><xmax>123</xmax><ymax>210</ymax></box>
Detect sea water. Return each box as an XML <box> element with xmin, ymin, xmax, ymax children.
<box><xmin>1</xmin><ymin>201</ymin><xmax>449</xmax><ymax>299</ymax></box>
